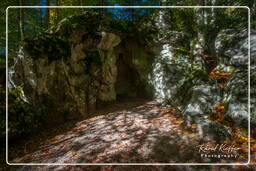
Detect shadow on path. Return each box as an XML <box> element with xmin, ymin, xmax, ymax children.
<box><xmin>12</xmin><ymin>100</ymin><xmax>247</xmax><ymax>170</ymax></box>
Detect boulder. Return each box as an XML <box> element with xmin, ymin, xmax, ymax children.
<box><xmin>215</xmin><ymin>29</ymin><xmax>249</xmax><ymax>66</ymax></box>
<box><xmin>183</xmin><ymin>85</ymin><xmax>219</xmax><ymax>118</ymax></box>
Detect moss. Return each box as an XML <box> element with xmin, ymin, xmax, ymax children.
<box><xmin>192</xmin><ymin>66</ymin><xmax>210</xmax><ymax>82</ymax></box>
<box><xmin>23</xmin><ymin>34</ymin><xmax>71</xmax><ymax>62</ymax></box>
<box><xmin>57</xmin><ymin>11</ymin><xmax>102</xmax><ymax>37</ymax></box>
<box><xmin>252</xmin><ymin>114</ymin><xmax>256</xmax><ymax>119</ymax></box>
<box><xmin>56</xmin><ymin>11</ymin><xmax>137</xmax><ymax>38</ymax></box>
<box><xmin>2</xmin><ymin>86</ymin><xmax>40</xmax><ymax>140</ymax></box>
<box><xmin>58</xmin><ymin>18</ymin><xmax>73</xmax><ymax>36</ymax></box>
<box><xmin>23</xmin><ymin>11</ymin><xmax>142</xmax><ymax>64</ymax></box>
<box><xmin>110</xmin><ymin>18</ymin><xmax>133</xmax><ymax>32</ymax></box>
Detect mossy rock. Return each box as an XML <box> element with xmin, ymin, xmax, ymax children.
<box><xmin>23</xmin><ymin>34</ymin><xmax>71</xmax><ymax>62</ymax></box>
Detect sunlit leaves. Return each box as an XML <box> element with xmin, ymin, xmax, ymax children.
<box><xmin>209</xmin><ymin>68</ymin><xmax>232</xmax><ymax>80</ymax></box>
<box><xmin>218</xmin><ymin>82</ymin><xmax>227</xmax><ymax>89</ymax></box>
<box><xmin>160</xmin><ymin>108</ymin><xmax>176</xmax><ymax>115</ymax></box>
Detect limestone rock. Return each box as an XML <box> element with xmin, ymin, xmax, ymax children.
<box><xmin>97</xmin><ymin>32</ymin><xmax>121</xmax><ymax>50</ymax></box>
<box><xmin>183</xmin><ymin>85</ymin><xmax>218</xmax><ymax>117</ymax></box>
<box><xmin>12</xmin><ymin>13</ymin><xmax>153</xmax><ymax>122</ymax></box>
<box><xmin>98</xmin><ymin>49</ymin><xmax>117</xmax><ymax>102</ymax></box>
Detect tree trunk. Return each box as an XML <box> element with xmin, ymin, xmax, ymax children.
<box><xmin>18</xmin><ymin>0</ymin><xmax>24</xmax><ymax>42</ymax></box>
<box><xmin>56</xmin><ymin>0</ymin><xmax>61</xmax><ymax>24</ymax></box>
<box><xmin>101</xmin><ymin>0</ymin><xmax>104</xmax><ymax>16</ymax></box>
<box><xmin>196</xmin><ymin>0</ymin><xmax>220</xmax><ymax>73</ymax></box>
<box><xmin>45</xmin><ymin>0</ymin><xmax>50</xmax><ymax>28</ymax></box>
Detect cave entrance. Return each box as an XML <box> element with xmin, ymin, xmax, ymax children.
<box><xmin>93</xmin><ymin>52</ymin><xmax>148</xmax><ymax>116</ymax></box>
<box><xmin>95</xmin><ymin>52</ymin><xmax>152</xmax><ymax>115</ymax></box>
<box><xmin>115</xmin><ymin>53</ymin><xmax>141</xmax><ymax>101</ymax></box>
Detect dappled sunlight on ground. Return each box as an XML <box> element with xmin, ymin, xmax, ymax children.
<box><xmin>12</xmin><ymin>101</ymin><xmax>250</xmax><ymax>170</ymax></box>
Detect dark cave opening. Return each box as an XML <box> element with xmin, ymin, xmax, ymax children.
<box><xmin>95</xmin><ymin>52</ymin><xmax>152</xmax><ymax>113</ymax></box>
<box><xmin>115</xmin><ymin>53</ymin><xmax>141</xmax><ymax>100</ymax></box>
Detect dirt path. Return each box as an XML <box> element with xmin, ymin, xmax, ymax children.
<box><xmin>7</xmin><ymin>98</ymin><xmax>148</xmax><ymax>160</ymax></box>
<box><xmin>10</xmin><ymin>100</ymin><xmax>249</xmax><ymax>170</ymax></box>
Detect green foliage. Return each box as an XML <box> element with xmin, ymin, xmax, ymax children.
<box><xmin>223</xmin><ymin>99</ymin><xmax>230</xmax><ymax>114</ymax></box>
<box><xmin>56</xmin><ymin>18</ymin><xmax>74</xmax><ymax>36</ymax></box>
<box><xmin>169</xmin><ymin>8</ymin><xmax>197</xmax><ymax>37</ymax></box>
<box><xmin>110</xmin><ymin>19</ymin><xmax>133</xmax><ymax>32</ymax></box>
<box><xmin>252</xmin><ymin>114</ymin><xmax>256</xmax><ymax>119</ymax></box>
<box><xmin>252</xmin><ymin>20</ymin><xmax>256</xmax><ymax>30</ymax></box>
<box><xmin>56</xmin><ymin>12</ymin><xmax>102</xmax><ymax>36</ymax></box>
<box><xmin>214</xmin><ymin>8</ymin><xmax>248</xmax><ymax>30</ymax></box>
<box><xmin>192</xmin><ymin>66</ymin><xmax>210</xmax><ymax>82</ymax></box>
<box><xmin>23</xmin><ymin>34</ymin><xmax>71</xmax><ymax>62</ymax></box>
<box><xmin>173</xmin><ymin>47</ymin><xmax>192</xmax><ymax>59</ymax></box>
<box><xmin>0</xmin><ymin>86</ymin><xmax>40</xmax><ymax>141</ymax></box>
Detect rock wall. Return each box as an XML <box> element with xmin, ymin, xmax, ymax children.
<box><xmin>150</xmin><ymin>27</ymin><xmax>255</xmax><ymax>140</ymax></box>
<box><xmin>13</xmin><ymin>12</ymin><xmax>153</xmax><ymax>123</ymax></box>
<box><xmin>11</xmin><ymin>12</ymin><xmax>254</xmax><ymax>134</ymax></box>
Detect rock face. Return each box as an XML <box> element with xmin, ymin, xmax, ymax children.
<box><xmin>149</xmin><ymin>21</ymin><xmax>253</xmax><ymax>134</ymax></box>
<box><xmin>13</xmin><ymin>12</ymin><xmax>153</xmax><ymax>123</ymax></box>
<box><xmin>215</xmin><ymin>29</ymin><xmax>253</xmax><ymax>128</ymax></box>
<box><xmin>183</xmin><ymin>85</ymin><xmax>218</xmax><ymax>117</ymax></box>
<box><xmin>11</xmin><ymin>11</ymin><xmax>254</xmax><ymax>132</ymax></box>
<box><xmin>98</xmin><ymin>32</ymin><xmax>121</xmax><ymax>102</ymax></box>
<box><xmin>185</xmin><ymin>29</ymin><xmax>253</xmax><ymax>131</ymax></box>
<box><xmin>215</xmin><ymin>29</ymin><xmax>249</xmax><ymax>66</ymax></box>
